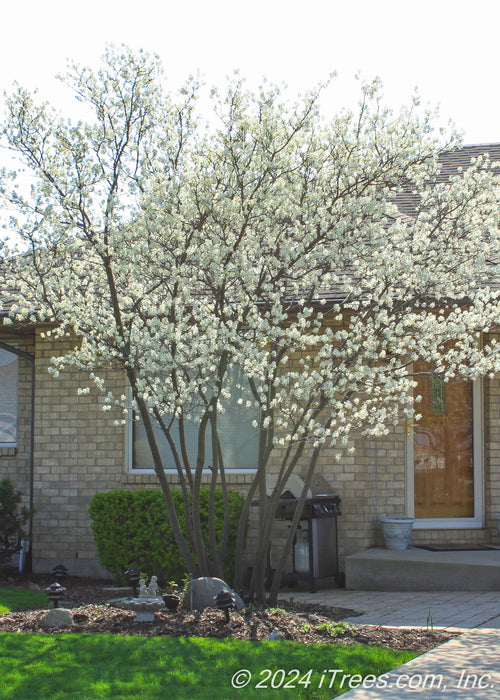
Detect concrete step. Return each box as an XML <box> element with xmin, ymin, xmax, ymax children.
<box><xmin>345</xmin><ymin>546</ymin><xmax>500</xmax><ymax>591</ymax></box>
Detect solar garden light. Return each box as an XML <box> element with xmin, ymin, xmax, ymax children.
<box><xmin>45</xmin><ymin>582</ymin><xmax>66</xmax><ymax>608</ymax></box>
<box><xmin>214</xmin><ymin>590</ymin><xmax>235</xmax><ymax>624</ymax></box>
<box><xmin>124</xmin><ymin>567</ymin><xmax>141</xmax><ymax>597</ymax></box>
<box><xmin>52</xmin><ymin>564</ymin><xmax>69</xmax><ymax>583</ymax></box>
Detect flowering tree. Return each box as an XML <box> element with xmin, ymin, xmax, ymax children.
<box><xmin>2</xmin><ymin>47</ymin><xmax>500</xmax><ymax>603</ymax></box>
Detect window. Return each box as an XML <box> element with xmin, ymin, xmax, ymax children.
<box><xmin>129</xmin><ymin>366</ymin><xmax>260</xmax><ymax>472</ymax></box>
<box><xmin>0</xmin><ymin>348</ymin><xmax>18</xmax><ymax>446</ymax></box>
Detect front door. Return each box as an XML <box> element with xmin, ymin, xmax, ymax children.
<box><xmin>406</xmin><ymin>360</ymin><xmax>483</xmax><ymax>528</ymax></box>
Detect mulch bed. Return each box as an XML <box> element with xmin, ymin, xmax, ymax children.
<box><xmin>0</xmin><ymin>574</ymin><xmax>457</xmax><ymax>653</ymax></box>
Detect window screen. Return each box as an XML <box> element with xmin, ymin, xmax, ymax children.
<box><xmin>0</xmin><ymin>348</ymin><xmax>18</xmax><ymax>445</ymax></box>
<box><xmin>132</xmin><ymin>366</ymin><xmax>260</xmax><ymax>470</ymax></box>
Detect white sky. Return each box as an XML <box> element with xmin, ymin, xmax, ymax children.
<box><xmin>0</xmin><ymin>0</ymin><xmax>499</xmax><ymax>148</ymax></box>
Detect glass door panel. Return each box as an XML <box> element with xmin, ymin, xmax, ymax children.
<box><xmin>413</xmin><ymin>360</ymin><xmax>474</xmax><ymax>519</ymax></box>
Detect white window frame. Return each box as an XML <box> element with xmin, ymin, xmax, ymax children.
<box><xmin>0</xmin><ymin>345</ymin><xmax>19</xmax><ymax>448</ymax></box>
<box><xmin>405</xmin><ymin>378</ymin><xmax>484</xmax><ymax>529</ymax></box>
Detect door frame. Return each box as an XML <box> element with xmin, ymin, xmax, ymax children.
<box><xmin>405</xmin><ymin>377</ymin><xmax>484</xmax><ymax>529</ymax></box>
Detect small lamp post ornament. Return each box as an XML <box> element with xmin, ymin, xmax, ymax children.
<box><xmin>52</xmin><ymin>564</ymin><xmax>69</xmax><ymax>583</ymax></box>
<box><xmin>214</xmin><ymin>591</ymin><xmax>235</xmax><ymax>624</ymax></box>
<box><xmin>124</xmin><ymin>567</ymin><xmax>141</xmax><ymax>597</ymax></box>
<box><xmin>45</xmin><ymin>582</ymin><xmax>66</xmax><ymax>608</ymax></box>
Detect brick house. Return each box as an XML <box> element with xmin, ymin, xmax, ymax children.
<box><xmin>2</xmin><ymin>143</ymin><xmax>500</xmax><ymax>583</ymax></box>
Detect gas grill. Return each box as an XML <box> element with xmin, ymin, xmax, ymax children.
<box><xmin>276</xmin><ymin>493</ymin><xmax>341</xmax><ymax>520</ymax></box>
<box><xmin>269</xmin><ymin>474</ymin><xmax>342</xmax><ymax>592</ymax></box>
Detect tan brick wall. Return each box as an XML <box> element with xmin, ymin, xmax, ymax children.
<box><xmin>32</xmin><ymin>332</ymin><xmax>125</xmax><ymax>575</ymax></box>
<box><xmin>4</xmin><ymin>327</ymin><xmax>500</xmax><ymax>580</ymax></box>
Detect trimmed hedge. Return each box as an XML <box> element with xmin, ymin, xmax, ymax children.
<box><xmin>89</xmin><ymin>488</ymin><xmax>245</xmax><ymax>585</ymax></box>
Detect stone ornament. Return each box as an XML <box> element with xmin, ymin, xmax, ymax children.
<box><xmin>120</xmin><ymin>574</ymin><xmax>164</xmax><ymax>621</ymax></box>
<box><xmin>184</xmin><ymin>577</ymin><xmax>244</xmax><ymax>611</ymax></box>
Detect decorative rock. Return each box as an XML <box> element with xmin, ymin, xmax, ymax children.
<box><xmin>39</xmin><ymin>608</ymin><xmax>74</xmax><ymax>629</ymax></box>
<box><xmin>183</xmin><ymin>577</ymin><xmax>244</xmax><ymax>611</ymax></box>
<box><xmin>268</xmin><ymin>630</ymin><xmax>282</xmax><ymax>640</ymax></box>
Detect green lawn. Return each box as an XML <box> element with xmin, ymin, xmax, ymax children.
<box><xmin>0</xmin><ymin>588</ymin><xmax>48</xmax><ymax>613</ymax></box>
<box><xmin>0</xmin><ymin>633</ymin><xmax>417</xmax><ymax>699</ymax></box>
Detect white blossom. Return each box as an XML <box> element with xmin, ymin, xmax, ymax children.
<box><xmin>3</xmin><ymin>47</ymin><xmax>500</xmax><ymax>596</ymax></box>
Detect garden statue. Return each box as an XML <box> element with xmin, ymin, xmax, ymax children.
<box><xmin>147</xmin><ymin>576</ymin><xmax>159</xmax><ymax>597</ymax></box>
<box><xmin>121</xmin><ymin>574</ymin><xmax>164</xmax><ymax>621</ymax></box>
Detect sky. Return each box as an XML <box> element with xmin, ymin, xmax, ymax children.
<box><xmin>0</xmin><ymin>0</ymin><xmax>499</xmax><ymax>154</ymax></box>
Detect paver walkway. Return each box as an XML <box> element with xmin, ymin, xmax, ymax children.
<box><xmin>288</xmin><ymin>589</ymin><xmax>500</xmax><ymax>629</ymax></box>
<box><xmin>340</xmin><ymin>629</ymin><xmax>500</xmax><ymax>699</ymax></box>
<box><xmin>284</xmin><ymin>589</ymin><xmax>500</xmax><ymax>698</ymax></box>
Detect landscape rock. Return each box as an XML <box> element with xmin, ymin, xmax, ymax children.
<box><xmin>183</xmin><ymin>577</ymin><xmax>244</xmax><ymax>611</ymax></box>
<box><xmin>268</xmin><ymin>630</ymin><xmax>283</xmax><ymax>640</ymax></box>
<box><xmin>39</xmin><ymin>608</ymin><xmax>74</xmax><ymax>628</ymax></box>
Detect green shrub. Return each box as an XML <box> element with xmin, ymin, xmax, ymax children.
<box><xmin>89</xmin><ymin>488</ymin><xmax>245</xmax><ymax>585</ymax></box>
<box><xmin>0</xmin><ymin>479</ymin><xmax>30</xmax><ymax>564</ymax></box>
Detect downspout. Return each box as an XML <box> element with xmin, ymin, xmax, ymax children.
<box><xmin>0</xmin><ymin>340</ymin><xmax>35</xmax><ymax>574</ymax></box>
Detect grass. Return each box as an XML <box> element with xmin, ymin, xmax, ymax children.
<box><xmin>0</xmin><ymin>633</ymin><xmax>418</xmax><ymax>699</ymax></box>
<box><xmin>0</xmin><ymin>588</ymin><xmax>48</xmax><ymax>614</ymax></box>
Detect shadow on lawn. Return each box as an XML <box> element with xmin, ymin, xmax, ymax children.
<box><xmin>0</xmin><ymin>633</ymin><xmax>416</xmax><ymax>700</ymax></box>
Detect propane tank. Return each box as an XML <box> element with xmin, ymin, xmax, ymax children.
<box><xmin>294</xmin><ymin>530</ymin><xmax>310</xmax><ymax>573</ymax></box>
